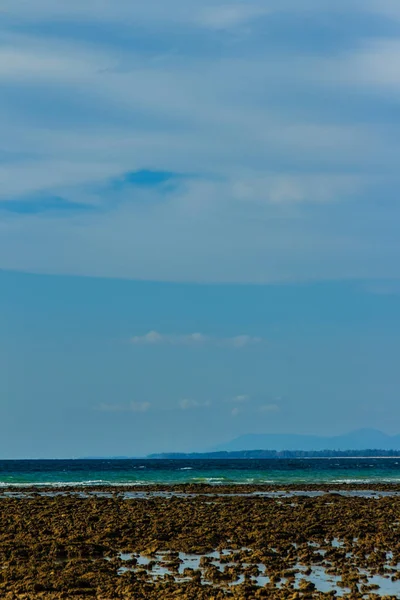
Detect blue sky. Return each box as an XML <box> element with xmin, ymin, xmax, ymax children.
<box><xmin>2</xmin><ymin>271</ymin><xmax>400</xmax><ymax>458</ymax></box>
<box><xmin>1</xmin><ymin>1</ymin><xmax>400</xmax><ymax>456</ymax></box>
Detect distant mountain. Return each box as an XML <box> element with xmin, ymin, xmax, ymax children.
<box><xmin>213</xmin><ymin>429</ymin><xmax>400</xmax><ymax>452</ymax></box>
<box><xmin>147</xmin><ymin>449</ymin><xmax>400</xmax><ymax>459</ymax></box>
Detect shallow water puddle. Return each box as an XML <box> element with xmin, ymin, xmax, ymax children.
<box><xmin>116</xmin><ymin>548</ymin><xmax>400</xmax><ymax>596</ymax></box>
<box><xmin>3</xmin><ymin>488</ymin><xmax>400</xmax><ymax>499</ymax></box>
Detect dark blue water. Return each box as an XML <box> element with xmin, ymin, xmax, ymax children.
<box><xmin>0</xmin><ymin>458</ymin><xmax>399</xmax><ymax>486</ymax></box>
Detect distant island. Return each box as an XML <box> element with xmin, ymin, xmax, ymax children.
<box><xmin>148</xmin><ymin>449</ymin><xmax>400</xmax><ymax>459</ymax></box>
<box><xmin>148</xmin><ymin>429</ymin><xmax>400</xmax><ymax>458</ymax></box>
<box><xmin>211</xmin><ymin>429</ymin><xmax>400</xmax><ymax>452</ymax></box>
<box><xmin>82</xmin><ymin>429</ymin><xmax>400</xmax><ymax>460</ymax></box>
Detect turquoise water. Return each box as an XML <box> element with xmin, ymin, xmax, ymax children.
<box><xmin>0</xmin><ymin>458</ymin><xmax>399</xmax><ymax>486</ymax></box>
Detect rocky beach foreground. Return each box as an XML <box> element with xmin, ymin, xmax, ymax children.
<box><xmin>0</xmin><ymin>484</ymin><xmax>399</xmax><ymax>599</ymax></box>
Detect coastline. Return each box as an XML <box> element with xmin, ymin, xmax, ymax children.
<box><xmin>1</xmin><ymin>481</ymin><xmax>400</xmax><ymax>492</ymax></box>
<box><xmin>1</xmin><ymin>462</ymin><xmax>399</xmax><ymax>596</ymax></box>
<box><xmin>0</xmin><ymin>484</ymin><xmax>399</xmax><ymax>598</ymax></box>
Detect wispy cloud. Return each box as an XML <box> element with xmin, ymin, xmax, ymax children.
<box><xmin>1</xmin><ymin>1</ymin><xmax>400</xmax><ymax>282</ymax></box>
<box><xmin>198</xmin><ymin>5</ymin><xmax>272</xmax><ymax>30</ymax></box>
<box><xmin>230</xmin><ymin>395</ymin><xmax>250</xmax><ymax>403</ymax></box>
<box><xmin>96</xmin><ymin>401</ymin><xmax>151</xmax><ymax>413</ymax></box>
<box><xmin>0</xmin><ymin>1</ymin><xmax>293</xmax><ymax>29</ymax></box>
<box><xmin>130</xmin><ymin>331</ymin><xmax>262</xmax><ymax>348</ymax></box>
<box><xmin>230</xmin><ymin>399</ymin><xmax>280</xmax><ymax>416</ymax></box>
<box><xmin>179</xmin><ymin>399</ymin><xmax>211</xmax><ymax>410</ymax></box>
<box><xmin>363</xmin><ymin>281</ymin><xmax>400</xmax><ymax>296</ymax></box>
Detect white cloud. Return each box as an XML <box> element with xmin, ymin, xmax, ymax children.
<box><xmin>363</xmin><ymin>0</ymin><xmax>400</xmax><ymax>22</ymax></box>
<box><xmin>131</xmin><ymin>331</ymin><xmax>164</xmax><ymax>345</ymax></box>
<box><xmin>231</xmin><ymin>174</ymin><xmax>362</xmax><ymax>205</ymax></box>
<box><xmin>198</xmin><ymin>5</ymin><xmax>272</xmax><ymax>30</ymax></box>
<box><xmin>231</xmin><ymin>407</ymin><xmax>241</xmax><ymax>417</ymax></box>
<box><xmin>0</xmin><ymin>1</ymin><xmax>400</xmax><ymax>282</ymax></box>
<box><xmin>130</xmin><ymin>331</ymin><xmax>261</xmax><ymax>347</ymax></box>
<box><xmin>179</xmin><ymin>399</ymin><xmax>211</xmax><ymax>410</ymax></box>
<box><xmin>307</xmin><ymin>39</ymin><xmax>400</xmax><ymax>92</ymax></box>
<box><xmin>97</xmin><ymin>401</ymin><xmax>151</xmax><ymax>413</ymax></box>
<box><xmin>364</xmin><ymin>281</ymin><xmax>400</xmax><ymax>296</ymax></box>
<box><xmin>130</xmin><ymin>331</ymin><xmax>208</xmax><ymax>345</ymax></box>
<box><xmin>0</xmin><ymin>1</ymin><xmax>306</xmax><ymax>29</ymax></box>
<box><xmin>231</xmin><ymin>394</ymin><xmax>250</xmax><ymax>403</ymax></box>
<box><xmin>0</xmin><ymin>160</ymin><xmax>119</xmax><ymax>199</ymax></box>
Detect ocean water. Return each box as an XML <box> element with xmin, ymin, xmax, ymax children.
<box><xmin>0</xmin><ymin>458</ymin><xmax>399</xmax><ymax>487</ymax></box>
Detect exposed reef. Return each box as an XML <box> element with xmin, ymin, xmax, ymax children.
<box><xmin>0</xmin><ymin>484</ymin><xmax>399</xmax><ymax>598</ymax></box>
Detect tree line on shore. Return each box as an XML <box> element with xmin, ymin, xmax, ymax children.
<box><xmin>148</xmin><ymin>449</ymin><xmax>400</xmax><ymax>459</ymax></box>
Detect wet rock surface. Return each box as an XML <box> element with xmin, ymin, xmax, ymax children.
<box><xmin>0</xmin><ymin>485</ymin><xmax>399</xmax><ymax>598</ymax></box>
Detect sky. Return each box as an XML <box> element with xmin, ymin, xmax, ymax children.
<box><xmin>1</xmin><ymin>1</ymin><xmax>400</xmax><ymax>457</ymax></box>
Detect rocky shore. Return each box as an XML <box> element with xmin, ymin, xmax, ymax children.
<box><xmin>0</xmin><ymin>484</ymin><xmax>399</xmax><ymax>599</ymax></box>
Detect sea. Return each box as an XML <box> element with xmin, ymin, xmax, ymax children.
<box><xmin>0</xmin><ymin>458</ymin><xmax>400</xmax><ymax>487</ymax></box>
